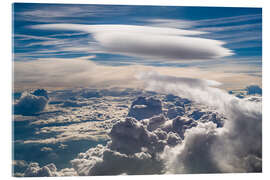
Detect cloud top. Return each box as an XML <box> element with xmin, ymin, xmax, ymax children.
<box><xmin>14</xmin><ymin>90</ymin><xmax>49</xmax><ymax>116</ymax></box>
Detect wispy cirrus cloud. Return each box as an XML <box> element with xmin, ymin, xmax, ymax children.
<box><xmin>141</xmin><ymin>13</ymin><xmax>261</xmax><ymax>47</ymax></box>
<box><xmin>14</xmin><ymin>4</ymin><xmax>133</xmax><ymax>23</ymax></box>
<box><xmin>195</xmin><ymin>23</ymin><xmax>261</xmax><ymax>32</ymax></box>
<box><xmin>194</xmin><ymin>14</ymin><xmax>261</xmax><ymax>26</ymax></box>
<box><xmin>139</xmin><ymin>14</ymin><xmax>261</xmax><ymax>29</ymax></box>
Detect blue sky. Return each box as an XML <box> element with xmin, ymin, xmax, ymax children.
<box><xmin>12</xmin><ymin>3</ymin><xmax>262</xmax><ymax>90</ymax></box>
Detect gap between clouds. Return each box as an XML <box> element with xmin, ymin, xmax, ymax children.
<box><xmin>30</xmin><ymin>24</ymin><xmax>234</xmax><ymax>61</ymax></box>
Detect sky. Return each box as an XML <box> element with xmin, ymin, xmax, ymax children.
<box><xmin>13</xmin><ymin>3</ymin><xmax>262</xmax><ymax>91</ymax></box>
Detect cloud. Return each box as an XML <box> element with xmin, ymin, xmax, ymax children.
<box><xmin>109</xmin><ymin>117</ymin><xmax>166</xmax><ymax>155</ymax></box>
<box><xmin>13</xmin><ymin>57</ymin><xmax>261</xmax><ymax>91</ymax></box>
<box><xmin>127</xmin><ymin>96</ymin><xmax>163</xmax><ymax>120</ymax></box>
<box><xmin>194</xmin><ymin>14</ymin><xmax>261</xmax><ymax>26</ymax></box>
<box><xmin>141</xmin><ymin>15</ymin><xmax>261</xmax><ymax>46</ymax></box>
<box><xmin>167</xmin><ymin>132</ymin><xmax>182</xmax><ymax>147</ymax></box>
<box><xmin>14</xmin><ymin>90</ymin><xmax>49</xmax><ymax>116</ymax></box>
<box><xmin>68</xmin><ymin>98</ymin><xmax>228</xmax><ymax>176</ymax></box>
<box><xmin>71</xmin><ymin>145</ymin><xmax>164</xmax><ymax>176</ymax></box>
<box><xmin>171</xmin><ymin>116</ymin><xmax>197</xmax><ymax>139</ymax></box>
<box><xmin>196</xmin><ymin>23</ymin><xmax>261</xmax><ymax>32</ymax></box>
<box><xmin>162</xmin><ymin>122</ymin><xmax>221</xmax><ymax>173</ymax></box>
<box><xmin>19</xmin><ymin>79</ymin><xmax>261</xmax><ymax>176</ymax></box>
<box><xmin>143</xmin><ymin>14</ymin><xmax>261</xmax><ymax>29</ymax></box>
<box><xmin>146</xmin><ymin>114</ymin><xmax>167</xmax><ymax>131</ymax></box>
<box><xmin>69</xmin><ymin>116</ymin><xmax>179</xmax><ymax>175</ymax></box>
<box><xmin>14</xmin><ymin>58</ymin><xmax>142</xmax><ymax>90</ymax></box>
<box><xmin>136</xmin><ymin>71</ymin><xmax>262</xmax><ymax>173</ymax></box>
<box><xmin>31</xmin><ymin>24</ymin><xmax>233</xmax><ymax>60</ymax></box>
<box><xmin>23</xmin><ymin>163</ymin><xmax>58</xmax><ymax>177</ymax></box>
<box><xmin>16</xmin><ymin>4</ymin><xmax>133</xmax><ymax>23</ymax></box>
<box><xmin>23</xmin><ymin>162</ymin><xmax>77</xmax><ymax>177</ymax></box>
<box><xmin>61</xmin><ymin>100</ymin><xmax>87</xmax><ymax>108</ymax></box>
<box><xmin>23</xmin><ymin>121</ymin><xmax>110</xmax><ymax>144</ymax></box>
<box><xmin>136</xmin><ymin>71</ymin><xmax>233</xmax><ymax>112</ymax></box>
<box><xmin>142</xmin><ymin>19</ymin><xmax>197</xmax><ymax>29</ymax></box>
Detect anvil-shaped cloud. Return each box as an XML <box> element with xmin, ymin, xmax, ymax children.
<box><xmin>31</xmin><ymin>24</ymin><xmax>234</xmax><ymax>60</ymax></box>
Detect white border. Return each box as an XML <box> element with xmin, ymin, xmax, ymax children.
<box><xmin>1</xmin><ymin>0</ymin><xmax>269</xmax><ymax>180</ymax></box>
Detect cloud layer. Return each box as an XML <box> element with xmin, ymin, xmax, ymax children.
<box><xmin>18</xmin><ymin>79</ymin><xmax>261</xmax><ymax>176</ymax></box>
<box><xmin>137</xmin><ymin>71</ymin><xmax>262</xmax><ymax>173</ymax></box>
<box><xmin>14</xmin><ymin>57</ymin><xmax>261</xmax><ymax>91</ymax></box>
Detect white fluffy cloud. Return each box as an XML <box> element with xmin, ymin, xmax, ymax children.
<box><xmin>137</xmin><ymin>71</ymin><xmax>262</xmax><ymax>173</ymax></box>
<box><xmin>69</xmin><ymin>116</ymin><xmax>169</xmax><ymax>176</ymax></box>
<box><xmin>69</xmin><ymin>114</ymin><xmax>187</xmax><ymax>176</ymax></box>
<box><xmin>71</xmin><ymin>145</ymin><xmax>165</xmax><ymax>176</ymax></box>
<box><xmin>31</xmin><ymin>24</ymin><xmax>234</xmax><ymax>60</ymax></box>
<box><xmin>14</xmin><ymin>90</ymin><xmax>49</xmax><ymax>115</ymax></box>
<box><xmin>19</xmin><ymin>79</ymin><xmax>261</xmax><ymax>176</ymax></box>
<box><xmin>23</xmin><ymin>162</ymin><xmax>77</xmax><ymax>177</ymax></box>
<box><xmin>108</xmin><ymin>117</ymin><xmax>167</xmax><ymax>155</ymax></box>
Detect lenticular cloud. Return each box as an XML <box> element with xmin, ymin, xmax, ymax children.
<box><xmin>31</xmin><ymin>24</ymin><xmax>234</xmax><ymax>60</ymax></box>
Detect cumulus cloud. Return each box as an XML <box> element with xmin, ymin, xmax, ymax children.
<box><xmin>136</xmin><ymin>71</ymin><xmax>262</xmax><ymax>173</ymax></box>
<box><xmin>31</xmin><ymin>24</ymin><xmax>234</xmax><ymax>60</ymax></box>
<box><xmin>14</xmin><ymin>71</ymin><xmax>261</xmax><ymax>176</ymax></box>
<box><xmin>71</xmin><ymin>145</ymin><xmax>164</xmax><ymax>176</ymax></box>
<box><xmin>20</xmin><ymin>77</ymin><xmax>261</xmax><ymax>176</ymax></box>
<box><xmin>70</xmin><ymin>119</ymin><xmax>165</xmax><ymax>175</ymax></box>
<box><xmin>109</xmin><ymin>117</ymin><xmax>166</xmax><ymax>155</ymax></box>
<box><xmin>69</xmin><ymin>115</ymin><xmax>188</xmax><ymax>176</ymax></box>
<box><xmin>23</xmin><ymin>162</ymin><xmax>77</xmax><ymax>177</ymax></box>
<box><xmin>14</xmin><ymin>89</ymin><xmax>49</xmax><ymax>115</ymax></box>
<box><xmin>146</xmin><ymin>114</ymin><xmax>167</xmax><ymax>131</ymax></box>
<box><xmin>171</xmin><ymin>116</ymin><xmax>197</xmax><ymax>139</ymax></box>
<box><xmin>162</xmin><ymin>122</ymin><xmax>221</xmax><ymax>173</ymax></box>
